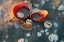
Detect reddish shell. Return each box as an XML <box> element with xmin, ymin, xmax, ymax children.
<box><xmin>13</xmin><ymin>2</ymin><xmax>31</xmax><ymax>19</ymax></box>
<box><xmin>30</xmin><ymin>10</ymin><xmax>48</xmax><ymax>22</ymax></box>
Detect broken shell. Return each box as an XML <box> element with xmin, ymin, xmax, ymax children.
<box><xmin>48</xmin><ymin>34</ymin><xmax>58</xmax><ymax>42</ymax></box>
<box><xmin>44</xmin><ymin>21</ymin><xmax>52</xmax><ymax>28</ymax></box>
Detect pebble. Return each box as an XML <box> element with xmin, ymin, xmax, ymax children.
<box><xmin>40</xmin><ymin>30</ymin><xmax>44</xmax><ymax>33</ymax></box>
<box><xmin>45</xmin><ymin>29</ymin><xmax>49</xmax><ymax>32</ymax></box>
<box><xmin>53</xmin><ymin>22</ymin><xmax>58</xmax><ymax>28</ymax></box>
<box><xmin>26</xmin><ymin>33</ymin><xmax>31</xmax><ymax>37</ymax></box>
<box><xmin>37</xmin><ymin>32</ymin><xmax>42</xmax><ymax>37</ymax></box>
<box><xmin>46</xmin><ymin>32</ymin><xmax>49</xmax><ymax>35</ymax></box>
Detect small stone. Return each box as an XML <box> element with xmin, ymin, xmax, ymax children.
<box><xmin>34</xmin><ymin>27</ymin><xmax>36</xmax><ymax>28</ymax></box>
<box><xmin>41</xmin><ymin>0</ymin><xmax>45</xmax><ymax>5</ymax></box>
<box><xmin>54</xmin><ymin>30</ymin><xmax>57</xmax><ymax>33</ymax></box>
<box><xmin>52</xmin><ymin>6</ymin><xmax>56</xmax><ymax>9</ymax></box>
<box><xmin>62</xmin><ymin>12</ymin><xmax>64</xmax><ymax>14</ymax></box>
<box><xmin>60</xmin><ymin>40</ymin><xmax>63</xmax><ymax>42</ymax></box>
<box><xmin>34</xmin><ymin>4</ymin><xmax>39</xmax><ymax>8</ymax></box>
<box><xmin>37</xmin><ymin>25</ymin><xmax>40</xmax><ymax>27</ymax></box>
<box><xmin>46</xmin><ymin>32</ymin><xmax>49</xmax><ymax>35</ymax></box>
<box><xmin>26</xmin><ymin>33</ymin><xmax>31</xmax><ymax>37</ymax></box>
<box><xmin>58</xmin><ymin>4</ymin><xmax>64</xmax><ymax>10</ymax></box>
<box><xmin>40</xmin><ymin>30</ymin><xmax>44</xmax><ymax>33</ymax></box>
<box><xmin>45</xmin><ymin>29</ymin><xmax>49</xmax><ymax>32</ymax></box>
<box><xmin>38</xmin><ymin>28</ymin><xmax>39</xmax><ymax>30</ymax></box>
<box><xmin>37</xmin><ymin>32</ymin><xmax>42</xmax><ymax>37</ymax></box>
<box><xmin>5</xmin><ymin>35</ymin><xmax>9</xmax><ymax>38</ymax></box>
<box><xmin>53</xmin><ymin>22</ymin><xmax>58</xmax><ymax>28</ymax></box>
<box><xmin>58</xmin><ymin>14</ymin><xmax>61</xmax><ymax>15</ymax></box>
<box><xmin>3</xmin><ymin>40</ymin><xmax>6</xmax><ymax>42</ymax></box>
<box><xmin>25</xmin><ymin>39</ymin><xmax>28</xmax><ymax>42</ymax></box>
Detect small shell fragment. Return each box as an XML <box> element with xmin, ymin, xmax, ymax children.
<box><xmin>44</xmin><ymin>21</ymin><xmax>52</xmax><ymax>28</ymax></box>
<box><xmin>48</xmin><ymin>34</ymin><xmax>58</xmax><ymax>42</ymax></box>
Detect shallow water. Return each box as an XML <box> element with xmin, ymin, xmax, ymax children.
<box><xmin>0</xmin><ymin>0</ymin><xmax>64</xmax><ymax>42</ymax></box>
